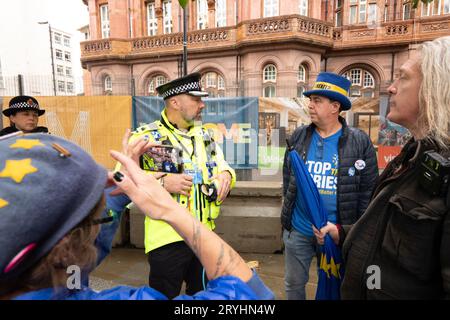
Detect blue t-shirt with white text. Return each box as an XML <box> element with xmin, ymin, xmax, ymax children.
<box><xmin>292</xmin><ymin>129</ymin><xmax>341</xmax><ymax>237</ymax></box>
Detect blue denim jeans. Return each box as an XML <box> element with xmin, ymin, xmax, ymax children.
<box><xmin>283</xmin><ymin>228</ymin><xmax>319</xmax><ymax>300</ymax></box>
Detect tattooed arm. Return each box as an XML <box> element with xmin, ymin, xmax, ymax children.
<box><xmin>109</xmin><ymin>150</ymin><xmax>253</xmax><ymax>283</ymax></box>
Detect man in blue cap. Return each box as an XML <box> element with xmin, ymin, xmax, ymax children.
<box><xmin>0</xmin><ymin>96</ymin><xmax>49</xmax><ymax>136</ymax></box>
<box><xmin>281</xmin><ymin>72</ymin><xmax>378</xmax><ymax>299</ymax></box>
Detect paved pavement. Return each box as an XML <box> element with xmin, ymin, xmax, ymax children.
<box><xmin>90</xmin><ymin>247</ymin><xmax>318</xmax><ymax>300</ymax></box>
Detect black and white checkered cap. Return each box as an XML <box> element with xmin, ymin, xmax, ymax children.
<box><xmin>2</xmin><ymin>96</ymin><xmax>45</xmax><ymax>117</ymax></box>
<box><xmin>156</xmin><ymin>72</ymin><xmax>209</xmax><ymax>100</ymax></box>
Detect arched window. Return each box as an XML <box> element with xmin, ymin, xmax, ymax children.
<box><xmin>263</xmin><ymin>64</ymin><xmax>277</xmax><ymax>82</ymax></box>
<box><xmin>104</xmin><ymin>75</ymin><xmax>112</xmax><ymax>93</ymax></box>
<box><xmin>342</xmin><ymin>68</ymin><xmax>376</xmax><ymax>98</ymax></box>
<box><xmin>297</xmin><ymin>64</ymin><xmax>308</xmax><ymax>97</ymax></box>
<box><xmin>263</xmin><ymin>64</ymin><xmax>277</xmax><ymax>97</ymax></box>
<box><xmin>201</xmin><ymin>71</ymin><xmax>226</xmax><ymax>97</ymax></box>
<box><xmin>147</xmin><ymin>75</ymin><xmax>168</xmax><ymax>96</ymax></box>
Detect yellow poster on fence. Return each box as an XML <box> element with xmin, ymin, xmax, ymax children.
<box><xmin>2</xmin><ymin>96</ymin><xmax>132</xmax><ymax>169</ymax></box>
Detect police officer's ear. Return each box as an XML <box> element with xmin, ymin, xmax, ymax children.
<box><xmin>166</xmin><ymin>96</ymin><xmax>180</xmax><ymax>111</ymax></box>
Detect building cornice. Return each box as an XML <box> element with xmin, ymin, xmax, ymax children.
<box><xmin>81</xmin><ymin>14</ymin><xmax>450</xmax><ymax>66</ymax></box>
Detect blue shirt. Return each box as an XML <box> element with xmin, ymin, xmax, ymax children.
<box><xmin>292</xmin><ymin>128</ymin><xmax>342</xmax><ymax>237</ymax></box>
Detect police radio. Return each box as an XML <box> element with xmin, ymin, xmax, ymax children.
<box><xmin>419</xmin><ymin>150</ymin><xmax>450</xmax><ymax>197</ymax></box>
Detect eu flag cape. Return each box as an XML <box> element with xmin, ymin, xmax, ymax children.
<box><xmin>288</xmin><ymin>146</ymin><xmax>344</xmax><ymax>300</ymax></box>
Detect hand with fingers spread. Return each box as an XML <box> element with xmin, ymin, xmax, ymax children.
<box><xmin>162</xmin><ymin>173</ymin><xmax>193</xmax><ymax>196</ymax></box>
<box><xmin>212</xmin><ymin>171</ymin><xmax>232</xmax><ymax>202</ymax></box>
<box><xmin>108</xmin><ymin>129</ymin><xmax>163</xmax><ymax>195</ymax></box>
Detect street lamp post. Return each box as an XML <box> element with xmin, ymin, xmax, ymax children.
<box><xmin>38</xmin><ymin>21</ymin><xmax>57</xmax><ymax>96</ymax></box>
<box><xmin>182</xmin><ymin>6</ymin><xmax>187</xmax><ymax>76</ymax></box>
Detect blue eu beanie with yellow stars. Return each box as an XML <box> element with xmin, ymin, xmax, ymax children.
<box><xmin>0</xmin><ymin>132</ymin><xmax>107</xmax><ymax>282</ymax></box>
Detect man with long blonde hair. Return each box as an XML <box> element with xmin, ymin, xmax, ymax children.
<box><xmin>314</xmin><ymin>36</ymin><xmax>450</xmax><ymax>299</ymax></box>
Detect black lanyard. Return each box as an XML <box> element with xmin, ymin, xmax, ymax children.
<box><xmin>160</xmin><ymin>117</ymin><xmax>196</xmax><ymax>159</ymax></box>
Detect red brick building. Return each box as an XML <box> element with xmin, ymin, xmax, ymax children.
<box><xmin>80</xmin><ymin>1</ymin><xmax>449</xmax><ymax>140</ymax></box>
<box><xmin>80</xmin><ymin>0</ymin><xmax>449</xmax><ymax>97</ymax></box>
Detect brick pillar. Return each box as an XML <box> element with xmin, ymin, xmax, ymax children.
<box><xmin>156</xmin><ymin>6</ymin><xmax>163</xmax><ymax>34</ymax></box>
<box><xmin>207</xmin><ymin>0</ymin><xmax>216</xmax><ymax>28</ymax></box>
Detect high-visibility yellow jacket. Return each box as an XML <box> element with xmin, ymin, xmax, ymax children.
<box><xmin>129</xmin><ymin>109</ymin><xmax>236</xmax><ymax>253</ymax></box>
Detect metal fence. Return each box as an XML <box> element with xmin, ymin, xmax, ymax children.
<box><xmin>0</xmin><ymin>74</ymin><xmax>84</xmax><ymax>97</ymax></box>
<box><xmin>89</xmin><ymin>77</ymin><xmax>310</xmax><ymax>98</ymax></box>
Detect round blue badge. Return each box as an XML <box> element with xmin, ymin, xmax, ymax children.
<box><xmin>348</xmin><ymin>167</ymin><xmax>356</xmax><ymax>177</ymax></box>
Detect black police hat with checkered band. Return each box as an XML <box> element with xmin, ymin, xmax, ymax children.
<box><xmin>156</xmin><ymin>73</ymin><xmax>209</xmax><ymax>100</ymax></box>
<box><xmin>2</xmin><ymin>96</ymin><xmax>45</xmax><ymax>117</ymax></box>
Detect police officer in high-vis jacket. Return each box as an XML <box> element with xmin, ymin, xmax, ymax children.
<box><xmin>129</xmin><ymin>72</ymin><xmax>236</xmax><ymax>299</ymax></box>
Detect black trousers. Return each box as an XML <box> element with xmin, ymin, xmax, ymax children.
<box><xmin>148</xmin><ymin>241</ymin><xmax>207</xmax><ymax>299</ymax></box>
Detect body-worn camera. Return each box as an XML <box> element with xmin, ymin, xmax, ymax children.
<box><xmin>419</xmin><ymin>150</ymin><xmax>450</xmax><ymax>196</ymax></box>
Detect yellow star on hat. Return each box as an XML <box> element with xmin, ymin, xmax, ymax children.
<box><xmin>0</xmin><ymin>198</ymin><xmax>8</xmax><ymax>209</ymax></box>
<box><xmin>10</xmin><ymin>139</ymin><xmax>45</xmax><ymax>150</ymax></box>
<box><xmin>0</xmin><ymin>159</ymin><xmax>38</xmax><ymax>183</ymax></box>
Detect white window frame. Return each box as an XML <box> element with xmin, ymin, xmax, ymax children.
<box><xmin>359</xmin><ymin>0</ymin><xmax>367</xmax><ymax>23</ymax></box>
<box><xmin>64</xmin><ymin>51</ymin><xmax>71</xmax><ymax>62</ymax></box>
<box><xmin>65</xmin><ymin>67</ymin><xmax>72</xmax><ymax>77</ymax></box>
<box><xmin>54</xmin><ymin>33</ymin><xmax>62</xmax><ymax>44</ymax></box>
<box><xmin>263</xmin><ymin>85</ymin><xmax>276</xmax><ymax>97</ymax></box>
<box><xmin>147</xmin><ymin>1</ymin><xmax>157</xmax><ymax>36</ymax></box>
<box><xmin>67</xmin><ymin>82</ymin><xmax>74</xmax><ymax>93</ymax></box>
<box><xmin>58</xmin><ymin>80</ymin><xmax>66</xmax><ymax>92</ymax></box>
<box><xmin>205</xmin><ymin>72</ymin><xmax>216</xmax><ymax>88</ymax></box>
<box><xmin>218</xmin><ymin>75</ymin><xmax>225</xmax><ymax>90</ymax></box>
<box><xmin>216</xmin><ymin>0</ymin><xmax>227</xmax><ymax>27</ymax></box>
<box><xmin>336</xmin><ymin>10</ymin><xmax>342</xmax><ymax>26</ymax></box>
<box><xmin>148</xmin><ymin>80</ymin><xmax>155</xmax><ymax>94</ymax></box>
<box><xmin>148</xmin><ymin>75</ymin><xmax>167</xmax><ymax>94</ymax></box>
<box><xmin>445</xmin><ymin>0</ymin><xmax>450</xmax><ymax>14</ymax></box>
<box><xmin>368</xmin><ymin>3</ymin><xmax>377</xmax><ymax>24</ymax></box>
<box><xmin>104</xmin><ymin>75</ymin><xmax>112</xmax><ymax>91</ymax></box>
<box><xmin>57</xmin><ymin>65</ymin><xmax>64</xmax><ymax>76</ymax></box>
<box><xmin>297</xmin><ymin>85</ymin><xmax>305</xmax><ymax>97</ymax></box>
<box><xmin>100</xmin><ymin>4</ymin><xmax>110</xmax><ymax>38</ymax></box>
<box><xmin>55</xmin><ymin>49</ymin><xmax>63</xmax><ymax>60</ymax></box>
<box><xmin>163</xmin><ymin>0</ymin><xmax>173</xmax><ymax>34</ymax></box>
<box><xmin>349</xmin><ymin>69</ymin><xmax>361</xmax><ymax>85</ymax></box>
<box><xmin>349</xmin><ymin>5</ymin><xmax>358</xmax><ymax>24</ymax></box>
<box><xmin>363</xmin><ymin>72</ymin><xmax>374</xmax><ymax>88</ymax></box>
<box><xmin>263</xmin><ymin>64</ymin><xmax>277</xmax><ymax>82</ymax></box>
<box><xmin>298</xmin><ymin>65</ymin><xmax>306</xmax><ymax>82</ymax></box>
<box><xmin>299</xmin><ymin>0</ymin><xmax>308</xmax><ymax>16</ymax></box>
<box><xmin>197</xmin><ymin>0</ymin><xmax>208</xmax><ymax>29</ymax></box>
<box><xmin>63</xmin><ymin>36</ymin><xmax>70</xmax><ymax>47</ymax></box>
<box><xmin>156</xmin><ymin>75</ymin><xmax>167</xmax><ymax>87</ymax></box>
<box><xmin>403</xmin><ymin>2</ymin><xmax>412</xmax><ymax>20</ymax></box>
<box><xmin>343</xmin><ymin>68</ymin><xmax>376</xmax><ymax>98</ymax></box>
<box><xmin>263</xmin><ymin>0</ymin><xmax>279</xmax><ymax>18</ymax></box>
